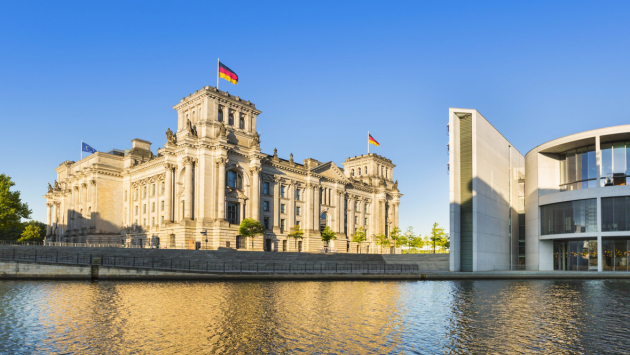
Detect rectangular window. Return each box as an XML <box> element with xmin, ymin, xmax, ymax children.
<box><xmin>282</xmin><ymin>240</ymin><xmax>287</xmax><ymax>252</ymax></box>
<box><xmin>280</xmin><ymin>219</ymin><xmax>285</xmax><ymax>233</ymax></box>
<box><xmin>296</xmin><ymin>220</ymin><xmax>301</xmax><ymax>227</ymax></box>
<box><xmin>143</xmin><ymin>218</ymin><xmax>146</xmax><ymax>226</ymax></box>
<box><xmin>161</xmin><ymin>200</ymin><xmax>164</xmax><ymax>211</ymax></box>
<box><xmin>135</xmin><ymin>206</ymin><xmax>138</xmax><ymax>215</ymax></box>
<box><xmin>152</xmin><ymin>217</ymin><xmax>155</xmax><ymax>226</ymax></box>
<box><xmin>296</xmin><ymin>206</ymin><xmax>301</xmax><ymax>216</ymax></box>
<box><xmin>152</xmin><ymin>202</ymin><xmax>155</xmax><ymax>212</ymax></box>
<box><xmin>281</xmin><ymin>204</ymin><xmax>286</xmax><ymax>214</ymax></box>
<box><xmin>227</xmin><ymin>203</ymin><xmax>238</xmax><ymax>224</ymax></box>
<box><xmin>280</xmin><ymin>185</ymin><xmax>286</xmax><ymax>198</ymax></box>
<box><xmin>354</xmin><ymin>216</ymin><xmax>358</xmax><ymax>224</ymax></box>
<box><xmin>263</xmin><ymin>201</ymin><xmax>269</xmax><ymax>211</ymax></box>
<box><xmin>143</xmin><ymin>186</ymin><xmax>147</xmax><ymax>198</ymax></box>
<box><xmin>602</xmin><ymin>196</ymin><xmax>630</xmax><ymax>231</ymax></box>
<box><xmin>354</xmin><ymin>201</ymin><xmax>358</xmax><ymax>211</ymax></box>
<box><xmin>296</xmin><ymin>189</ymin><xmax>301</xmax><ymax>200</ymax></box>
<box><xmin>540</xmin><ymin>199</ymin><xmax>597</xmax><ymax>235</ymax></box>
<box><xmin>161</xmin><ymin>181</ymin><xmax>165</xmax><ymax>194</ymax></box>
<box><xmin>135</xmin><ymin>189</ymin><xmax>138</xmax><ymax>200</ymax></box>
<box><xmin>365</xmin><ymin>218</ymin><xmax>368</xmax><ymax>226</ymax></box>
<box><xmin>161</xmin><ymin>216</ymin><xmax>164</xmax><ymax>224</ymax></box>
<box><xmin>264</xmin><ymin>217</ymin><xmax>269</xmax><ymax>230</ymax></box>
<box><xmin>152</xmin><ymin>184</ymin><xmax>156</xmax><ymax>196</ymax></box>
<box><xmin>143</xmin><ymin>204</ymin><xmax>146</xmax><ymax>213</ymax></box>
<box><xmin>263</xmin><ymin>182</ymin><xmax>270</xmax><ymax>195</ymax></box>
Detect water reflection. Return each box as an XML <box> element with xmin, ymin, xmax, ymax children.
<box><xmin>0</xmin><ymin>280</ymin><xmax>629</xmax><ymax>354</ymax></box>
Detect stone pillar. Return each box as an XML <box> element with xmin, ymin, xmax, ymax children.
<box><xmin>348</xmin><ymin>197</ymin><xmax>355</xmax><ymax>238</ymax></box>
<box><xmin>46</xmin><ymin>203</ymin><xmax>52</xmax><ymax>236</ymax></box>
<box><xmin>223</xmin><ymin>106</ymin><xmax>231</xmax><ymax>126</ymax></box>
<box><xmin>337</xmin><ymin>191</ymin><xmax>344</xmax><ymax>235</ymax></box>
<box><xmin>183</xmin><ymin>157</ymin><xmax>194</xmax><ymax>220</ymax></box>
<box><xmin>288</xmin><ymin>183</ymin><xmax>294</xmax><ymax>228</ymax></box>
<box><xmin>273</xmin><ymin>177</ymin><xmax>280</xmax><ymax>233</ymax></box>
<box><xmin>217</xmin><ymin>157</ymin><xmax>227</xmax><ymax>219</ymax></box>
<box><xmin>165</xmin><ymin>164</ymin><xmax>173</xmax><ymax>222</ymax></box>
<box><xmin>251</xmin><ymin>166</ymin><xmax>261</xmax><ymax>221</ymax></box>
<box><xmin>305</xmin><ymin>184</ymin><xmax>313</xmax><ymax>231</ymax></box>
<box><xmin>313</xmin><ymin>186</ymin><xmax>320</xmax><ymax>231</ymax></box>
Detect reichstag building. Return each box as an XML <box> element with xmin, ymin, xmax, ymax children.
<box><xmin>43</xmin><ymin>86</ymin><xmax>402</xmax><ymax>253</ymax></box>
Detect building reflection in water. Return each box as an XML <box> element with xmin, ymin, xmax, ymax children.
<box><xmin>1</xmin><ymin>280</ymin><xmax>630</xmax><ymax>354</ymax></box>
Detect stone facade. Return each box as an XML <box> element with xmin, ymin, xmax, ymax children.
<box><xmin>44</xmin><ymin>86</ymin><xmax>402</xmax><ymax>253</ymax></box>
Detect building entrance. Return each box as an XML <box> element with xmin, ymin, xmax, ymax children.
<box><xmin>554</xmin><ymin>240</ymin><xmax>597</xmax><ymax>271</ymax></box>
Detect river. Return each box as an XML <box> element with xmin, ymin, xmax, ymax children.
<box><xmin>0</xmin><ymin>279</ymin><xmax>628</xmax><ymax>354</ymax></box>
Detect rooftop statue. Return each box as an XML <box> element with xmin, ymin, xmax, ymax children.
<box><xmin>166</xmin><ymin>128</ymin><xmax>177</xmax><ymax>144</ymax></box>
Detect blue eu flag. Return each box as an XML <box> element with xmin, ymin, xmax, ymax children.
<box><xmin>82</xmin><ymin>142</ymin><xmax>97</xmax><ymax>154</ymax></box>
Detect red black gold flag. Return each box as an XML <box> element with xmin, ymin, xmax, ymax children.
<box><xmin>219</xmin><ymin>62</ymin><xmax>238</xmax><ymax>84</ymax></box>
<box><xmin>368</xmin><ymin>134</ymin><xmax>380</xmax><ymax>147</ymax></box>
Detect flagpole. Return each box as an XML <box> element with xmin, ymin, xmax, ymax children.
<box><xmin>367</xmin><ymin>131</ymin><xmax>370</xmax><ymax>154</ymax></box>
<box><xmin>81</xmin><ymin>140</ymin><xmax>83</xmax><ymax>160</ymax></box>
<box><xmin>217</xmin><ymin>58</ymin><xmax>219</xmax><ymax>90</ymax></box>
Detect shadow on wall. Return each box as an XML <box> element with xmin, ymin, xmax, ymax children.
<box><xmin>452</xmin><ymin>175</ymin><xmax>518</xmax><ymax>272</ymax></box>
<box><xmin>50</xmin><ymin>210</ymin><xmax>124</xmax><ymax>243</ymax></box>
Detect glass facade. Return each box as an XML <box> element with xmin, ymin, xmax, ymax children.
<box><xmin>559</xmin><ymin>145</ymin><xmax>596</xmax><ymax>191</ymax></box>
<box><xmin>540</xmin><ymin>199</ymin><xmax>597</xmax><ymax>235</ymax></box>
<box><xmin>603</xmin><ymin>239</ymin><xmax>630</xmax><ymax>271</ymax></box>
<box><xmin>602</xmin><ymin>196</ymin><xmax>630</xmax><ymax>231</ymax></box>
<box><xmin>600</xmin><ymin>141</ymin><xmax>630</xmax><ymax>186</ymax></box>
<box><xmin>553</xmin><ymin>240</ymin><xmax>598</xmax><ymax>271</ymax></box>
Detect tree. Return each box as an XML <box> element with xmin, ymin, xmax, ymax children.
<box><xmin>374</xmin><ymin>233</ymin><xmax>390</xmax><ymax>253</ymax></box>
<box><xmin>437</xmin><ymin>232</ymin><xmax>450</xmax><ymax>250</ymax></box>
<box><xmin>238</xmin><ymin>218</ymin><xmax>265</xmax><ymax>250</ymax></box>
<box><xmin>320</xmin><ymin>226</ymin><xmax>336</xmax><ymax>247</ymax></box>
<box><xmin>389</xmin><ymin>227</ymin><xmax>406</xmax><ymax>253</ymax></box>
<box><xmin>429</xmin><ymin>222</ymin><xmax>446</xmax><ymax>254</ymax></box>
<box><xmin>0</xmin><ymin>174</ymin><xmax>31</xmax><ymax>234</ymax></box>
<box><xmin>18</xmin><ymin>224</ymin><xmax>42</xmax><ymax>242</ymax></box>
<box><xmin>287</xmin><ymin>225</ymin><xmax>304</xmax><ymax>251</ymax></box>
<box><xmin>351</xmin><ymin>226</ymin><xmax>366</xmax><ymax>253</ymax></box>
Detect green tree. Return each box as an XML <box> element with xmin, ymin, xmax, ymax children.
<box><xmin>238</xmin><ymin>218</ymin><xmax>265</xmax><ymax>250</ymax></box>
<box><xmin>351</xmin><ymin>226</ymin><xmax>366</xmax><ymax>253</ymax></box>
<box><xmin>0</xmin><ymin>174</ymin><xmax>31</xmax><ymax>235</ymax></box>
<box><xmin>320</xmin><ymin>226</ymin><xmax>336</xmax><ymax>246</ymax></box>
<box><xmin>408</xmin><ymin>234</ymin><xmax>424</xmax><ymax>253</ymax></box>
<box><xmin>437</xmin><ymin>232</ymin><xmax>450</xmax><ymax>250</ymax></box>
<box><xmin>287</xmin><ymin>225</ymin><xmax>304</xmax><ymax>251</ymax></box>
<box><xmin>429</xmin><ymin>222</ymin><xmax>446</xmax><ymax>254</ymax></box>
<box><xmin>18</xmin><ymin>224</ymin><xmax>42</xmax><ymax>242</ymax></box>
<box><xmin>374</xmin><ymin>233</ymin><xmax>390</xmax><ymax>253</ymax></box>
<box><xmin>389</xmin><ymin>227</ymin><xmax>406</xmax><ymax>253</ymax></box>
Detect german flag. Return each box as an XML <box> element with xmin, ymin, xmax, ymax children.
<box><xmin>219</xmin><ymin>62</ymin><xmax>238</xmax><ymax>84</ymax></box>
<box><xmin>368</xmin><ymin>134</ymin><xmax>380</xmax><ymax>147</ymax></box>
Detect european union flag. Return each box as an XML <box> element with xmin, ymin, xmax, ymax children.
<box><xmin>82</xmin><ymin>142</ymin><xmax>97</xmax><ymax>154</ymax></box>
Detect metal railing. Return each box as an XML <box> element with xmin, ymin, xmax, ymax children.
<box><xmin>0</xmin><ymin>240</ymin><xmax>44</xmax><ymax>246</ymax></box>
<box><xmin>0</xmin><ymin>249</ymin><xmax>420</xmax><ymax>275</ymax></box>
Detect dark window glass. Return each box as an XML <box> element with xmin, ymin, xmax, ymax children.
<box><xmin>296</xmin><ymin>189</ymin><xmax>301</xmax><ymax>200</ymax></box>
<box><xmin>227</xmin><ymin>171</ymin><xmax>237</xmax><ymax>188</ymax></box>
<box><xmin>263</xmin><ymin>217</ymin><xmax>269</xmax><ymax>230</ymax></box>
<box><xmin>218</xmin><ymin>108</ymin><xmax>223</xmax><ymax>122</ymax></box>
<box><xmin>281</xmin><ymin>204</ymin><xmax>285</xmax><ymax>214</ymax></box>
<box><xmin>227</xmin><ymin>203</ymin><xmax>238</xmax><ymax>224</ymax></box>
<box><xmin>602</xmin><ymin>196</ymin><xmax>630</xmax><ymax>232</ymax></box>
<box><xmin>263</xmin><ymin>182</ymin><xmax>269</xmax><ymax>195</ymax></box>
<box><xmin>280</xmin><ymin>185</ymin><xmax>285</xmax><ymax>198</ymax></box>
<box><xmin>263</xmin><ymin>201</ymin><xmax>269</xmax><ymax>211</ymax></box>
<box><xmin>228</xmin><ymin>112</ymin><xmax>234</xmax><ymax>126</ymax></box>
<box><xmin>540</xmin><ymin>199</ymin><xmax>597</xmax><ymax>235</ymax></box>
<box><xmin>239</xmin><ymin>116</ymin><xmax>245</xmax><ymax>129</ymax></box>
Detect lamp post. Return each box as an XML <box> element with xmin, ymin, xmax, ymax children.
<box><xmin>200</xmin><ymin>229</ymin><xmax>208</xmax><ymax>250</ymax></box>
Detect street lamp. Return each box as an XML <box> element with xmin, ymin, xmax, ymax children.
<box><xmin>200</xmin><ymin>229</ymin><xmax>208</xmax><ymax>250</ymax></box>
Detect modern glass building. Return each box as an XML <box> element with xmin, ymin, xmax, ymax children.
<box><xmin>449</xmin><ymin>108</ymin><xmax>630</xmax><ymax>272</ymax></box>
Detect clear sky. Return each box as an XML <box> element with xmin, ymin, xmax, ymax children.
<box><xmin>1</xmin><ymin>1</ymin><xmax>629</xmax><ymax>237</ymax></box>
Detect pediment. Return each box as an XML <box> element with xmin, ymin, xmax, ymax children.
<box><xmin>226</xmin><ymin>187</ymin><xmax>248</xmax><ymax>200</ymax></box>
<box><xmin>310</xmin><ymin>162</ymin><xmax>349</xmax><ymax>182</ymax></box>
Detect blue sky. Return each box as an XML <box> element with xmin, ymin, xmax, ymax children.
<box><xmin>1</xmin><ymin>1</ymin><xmax>629</xmax><ymax>237</ymax></box>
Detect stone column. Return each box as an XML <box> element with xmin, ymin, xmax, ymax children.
<box><xmin>313</xmin><ymin>186</ymin><xmax>320</xmax><ymax>231</ymax></box>
<box><xmin>288</xmin><ymin>183</ymin><xmax>294</xmax><ymax>228</ymax></box>
<box><xmin>223</xmin><ymin>106</ymin><xmax>231</xmax><ymax>126</ymax></box>
<box><xmin>216</xmin><ymin>157</ymin><xmax>227</xmax><ymax>219</ymax></box>
<box><xmin>46</xmin><ymin>203</ymin><xmax>52</xmax><ymax>236</ymax></box>
<box><xmin>273</xmin><ymin>177</ymin><xmax>280</xmax><ymax>232</ymax></box>
<box><xmin>305</xmin><ymin>184</ymin><xmax>313</xmax><ymax>231</ymax></box>
<box><xmin>250</xmin><ymin>166</ymin><xmax>261</xmax><ymax>221</ymax></box>
<box><xmin>165</xmin><ymin>164</ymin><xmax>173</xmax><ymax>222</ymax></box>
<box><xmin>183</xmin><ymin>157</ymin><xmax>194</xmax><ymax>220</ymax></box>
<box><xmin>348</xmin><ymin>196</ymin><xmax>355</xmax><ymax>238</ymax></box>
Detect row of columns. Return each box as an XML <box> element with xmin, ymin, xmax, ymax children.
<box><xmin>220</xmin><ymin>105</ymin><xmax>254</xmax><ymax>133</ymax></box>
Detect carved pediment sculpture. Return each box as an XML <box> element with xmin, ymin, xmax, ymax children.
<box><xmin>54</xmin><ymin>180</ymin><xmax>60</xmax><ymax>190</ymax></box>
<box><xmin>186</xmin><ymin>119</ymin><xmax>198</xmax><ymax>137</ymax></box>
<box><xmin>252</xmin><ymin>132</ymin><xmax>261</xmax><ymax>146</ymax></box>
<box><xmin>166</xmin><ymin>128</ymin><xmax>177</xmax><ymax>144</ymax></box>
<box><xmin>47</xmin><ymin>183</ymin><xmax>53</xmax><ymax>193</ymax></box>
<box><xmin>219</xmin><ymin>122</ymin><xmax>227</xmax><ymax>138</ymax></box>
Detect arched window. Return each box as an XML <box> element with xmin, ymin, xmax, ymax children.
<box><xmin>227</xmin><ymin>170</ymin><xmax>242</xmax><ymax>189</ymax></box>
<box><xmin>239</xmin><ymin>115</ymin><xmax>245</xmax><ymax>129</ymax></box>
<box><xmin>319</xmin><ymin>212</ymin><xmax>327</xmax><ymax>232</ymax></box>
<box><xmin>228</xmin><ymin>112</ymin><xmax>234</xmax><ymax>126</ymax></box>
<box><xmin>218</xmin><ymin>107</ymin><xmax>223</xmax><ymax>122</ymax></box>
<box><xmin>358</xmin><ymin>168</ymin><xmax>361</xmax><ymax>175</ymax></box>
<box><xmin>364</xmin><ymin>166</ymin><xmax>367</xmax><ymax>174</ymax></box>
<box><xmin>351</xmin><ymin>169</ymin><xmax>354</xmax><ymax>177</ymax></box>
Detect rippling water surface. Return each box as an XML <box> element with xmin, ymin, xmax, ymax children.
<box><xmin>0</xmin><ymin>279</ymin><xmax>629</xmax><ymax>354</ymax></box>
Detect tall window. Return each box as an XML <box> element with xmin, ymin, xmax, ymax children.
<box><xmin>296</xmin><ymin>206</ymin><xmax>301</xmax><ymax>216</ymax></box>
<box><xmin>227</xmin><ymin>171</ymin><xmax>242</xmax><ymax>189</ymax></box>
<box><xmin>364</xmin><ymin>203</ymin><xmax>368</xmax><ymax>212</ymax></box>
<box><xmin>227</xmin><ymin>203</ymin><xmax>238</xmax><ymax>224</ymax></box>
<box><xmin>135</xmin><ymin>206</ymin><xmax>138</xmax><ymax>215</ymax></box>
<box><xmin>354</xmin><ymin>201</ymin><xmax>358</xmax><ymax>211</ymax></box>
<box><xmin>601</xmin><ymin>141</ymin><xmax>630</xmax><ymax>186</ymax></box>
<box><xmin>364</xmin><ymin>217</ymin><xmax>368</xmax><ymax>226</ymax></box>
<box><xmin>263</xmin><ymin>217</ymin><xmax>269</xmax><ymax>230</ymax></box>
<box><xmin>239</xmin><ymin>115</ymin><xmax>245</xmax><ymax>129</ymax></box>
<box><xmin>354</xmin><ymin>216</ymin><xmax>358</xmax><ymax>224</ymax></box>
<box><xmin>281</xmin><ymin>204</ymin><xmax>286</xmax><ymax>213</ymax></box>
<box><xmin>263</xmin><ymin>201</ymin><xmax>269</xmax><ymax>211</ymax></box>
<box><xmin>358</xmin><ymin>168</ymin><xmax>361</xmax><ymax>175</ymax></box>
<box><xmin>134</xmin><ymin>189</ymin><xmax>138</xmax><ymax>200</ymax></box>
<box><xmin>143</xmin><ymin>204</ymin><xmax>146</xmax><ymax>213</ymax></box>
<box><xmin>280</xmin><ymin>219</ymin><xmax>285</xmax><ymax>233</ymax></box>
<box><xmin>559</xmin><ymin>145</ymin><xmax>597</xmax><ymax>190</ymax></box>
<box><xmin>161</xmin><ymin>182</ymin><xmax>165</xmax><ymax>194</ymax></box>
<box><xmin>152</xmin><ymin>202</ymin><xmax>155</xmax><ymax>212</ymax></box>
<box><xmin>319</xmin><ymin>213</ymin><xmax>327</xmax><ymax>232</ymax></box>
<box><xmin>228</xmin><ymin>112</ymin><xmax>234</xmax><ymax>126</ymax></box>
<box><xmin>263</xmin><ymin>182</ymin><xmax>270</xmax><ymax>195</ymax></box>
<box><xmin>364</xmin><ymin>167</ymin><xmax>367</xmax><ymax>174</ymax></box>
<box><xmin>143</xmin><ymin>186</ymin><xmax>147</xmax><ymax>198</ymax></box>
<box><xmin>296</xmin><ymin>189</ymin><xmax>301</xmax><ymax>200</ymax></box>
<box><xmin>351</xmin><ymin>169</ymin><xmax>354</xmax><ymax>177</ymax></box>
<box><xmin>152</xmin><ymin>184</ymin><xmax>155</xmax><ymax>196</ymax></box>
<box><xmin>218</xmin><ymin>107</ymin><xmax>223</xmax><ymax>122</ymax></box>
<box><xmin>161</xmin><ymin>200</ymin><xmax>165</xmax><ymax>211</ymax></box>
<box><xmin>280</xmin><ymin>185</ymin><xmax>285</xmax><ymax>198</ymax></box>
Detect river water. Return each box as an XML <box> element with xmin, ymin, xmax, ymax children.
<box><xmin>0</xmin><ymin>279</ymin><xmax>628</xmax><ymax>354</ymax></box>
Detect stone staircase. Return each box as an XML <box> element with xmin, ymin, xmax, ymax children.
<box><xmin>0</xmin><ymin>245</ymin><xmax>449</xmax><ymax>271</ymax></box>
